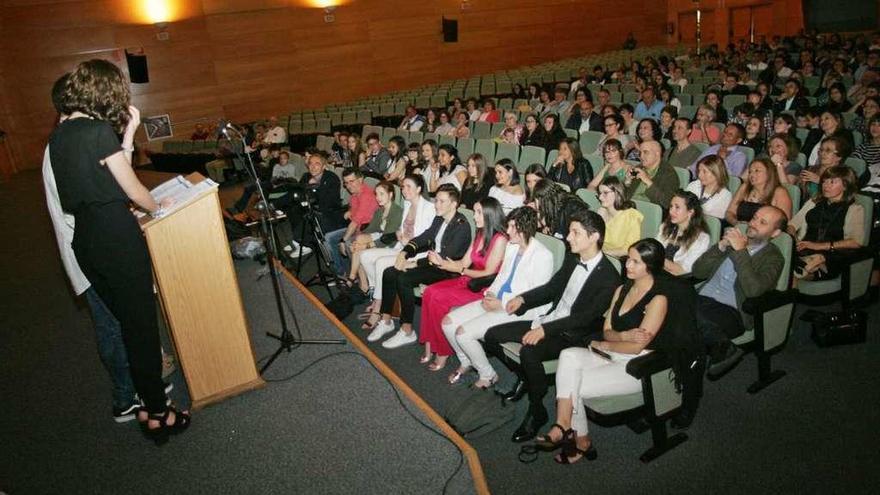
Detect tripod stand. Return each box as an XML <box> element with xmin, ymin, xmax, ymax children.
<box><xmin>221</xmin><ymin>123</ymin><xmax>344</xmax><ymax>375</ymax></box>
<box><xmin>292</xmin><ymin>200</ymin><xmax>341</xmax><ymax>300</ymax></box>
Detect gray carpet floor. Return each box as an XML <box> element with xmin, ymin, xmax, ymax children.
<box><xmin>0</xmin><ymin>171</ymin><xmax>472</xmax><ymax>495</ymax></box>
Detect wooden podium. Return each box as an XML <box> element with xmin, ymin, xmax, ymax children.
<box><xmin>140</xmin><ymin>173</ymin><xmax>264</xmax><ymax>409</ymax></box>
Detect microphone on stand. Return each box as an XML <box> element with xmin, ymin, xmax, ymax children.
<box><xmin>215</xmin><ymin>120</ymin><xmax>243</xmax><ymax>139</ymax></box>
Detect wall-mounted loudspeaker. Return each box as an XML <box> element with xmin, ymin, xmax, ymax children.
<box><xmin>442</xmin><ymin>17</ymin><xmax>458</xmax><ymax>43</ymax></box>
<box><xmin>125</xmin><ymin>50</ymin><xmax>149</xmax><ymax>84</ymax></box>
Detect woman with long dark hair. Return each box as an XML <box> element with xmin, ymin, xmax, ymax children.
<box><xmin>49</xmin><ymin>59</ymin><xmax>189</xmax><ymax>443</ymax></box>
<box><xmin>548</xmin><ymin>138</ymin><xmax>593</xmax><ymax>191</ymax></box>
<box><xmin>536</xmin><ymin>239</ymin><xmax>670</xmax><ymax>464</ymax></box>
<box><xmin>460</xmin><ymin>153</ymin><xmax>495</xmax><ymax>209</ymax></box>
<box><xmin>656</xmin><ymin>191</ymin><xmax>711</xmax><ymax>275</ymax></box>
<box><xmin>418</xmin><ymin>198</ymin><xmax>508</xmax><ymax>370</ymax></box>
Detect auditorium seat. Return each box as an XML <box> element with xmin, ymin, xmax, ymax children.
<box><xmin>634</xmin><ymin>200</ymin><xmax>662</xmax><ymax>239</ymax></box>
<box><xmin>518</xmin><ymin>145</ymin><xmax>546</xmax><ymax>172</ymax></box>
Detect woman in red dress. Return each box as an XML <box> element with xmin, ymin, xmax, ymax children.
<box><xmin>419</xmin><ymin>197</ymin><xmax>508</xmax><ymax>370</ymax></box>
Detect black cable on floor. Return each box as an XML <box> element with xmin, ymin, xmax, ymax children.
<box><xmin>260</xmin><ymin>350</ymin><xmax>465</xmax><ymax>495</ymax></box>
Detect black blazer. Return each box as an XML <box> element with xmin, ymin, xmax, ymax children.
<box><xmin>515</xmin><ymin>253</ymin><xmax>621</xmax><ymax>339</ymax></box>
<box><xmin>774</xmin><ymin>96</ymin><xmax>810</xmax><ymax>114</ymax></box>
<box><xmin>402</xmin><ymin>211</ymin><xmax>472</xmax><ymax>262</ymax></box>
<box><xmin>299</xmin><ymin>171</ymin><xmax>345</xmax><ymax>231</ymax></box>
<box><xmin>565</xmin><ymin>111</ymin><xmax>603</xmax><ymax>133</ymax></box>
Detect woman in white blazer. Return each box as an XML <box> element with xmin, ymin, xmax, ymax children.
<box><xmin>443</xmin><ymin>207</ymin><xmax>554</xmax><ymax>388</ymax></box>
<box><xmin>361</xmin><ymin>175</ymin><xmax>436</xmax><ymax>329</ymax></box>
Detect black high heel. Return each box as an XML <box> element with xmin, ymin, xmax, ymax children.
<box><xmin>533</xmin><ymin>424</ymin><xmax>572</xmax><ymax>451</ymax></box>
<box><xmin>142</xmin><ymin>407</ymin><xmax>191</xmax><ymax>446</ymax></box>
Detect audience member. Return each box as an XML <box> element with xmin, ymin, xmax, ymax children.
<box><xmin>766</xmin><ymin>133</ymin><xmax>804</xmax><ymax>185</ymax></box>
<box><xmin>443</xmin><ymin>207</ymin><xmax>554</xmax><ymax>388</ymax></box>
<box><xmin>362</xmin><ymin>133</ymin><xmax>392</xmax><ymax>179</ymax></box>
<box><xmin>689</xmin><ymin>105</ymin><xmax>721</xmax><ymax>145</ymax></box>
<box><xmin>686</xmin><ymin>155</ymin><xmax>733</xmax><ymax>220</ymax></box>
<box><xmin>461</xmin><ymin>153</ymin><xmax>495</xmax><ymax>209</ymax></box>
<box><xmin>548</xmin><ymin>138</ymin><xmax>593</xmax><ymax>192</ymax></box>
<box><xmin>521</xmin><ymin>114</ymin><xmax>547</xmax><ymax>148</ymax></box>
<box><xmin>656</xmin><ymin>191</ymin><xmax>711</xmax><ymax>275</ymax></box>
<box><xmin>596</xmin><ymin>114</ymin><xmax>632</xmax><ymax>152</ymax></box>
<box><xmin>361</xmin><ymin>175</ymin><xmax>435</xmax><ymax>331</ymax></box>
<box><xmin>419</xmin><ymin>198</ymin><xmax>508</xmax><ymax>370</ymax></box>
<box><xmin>371</xmin><ymin>184</ymin><xmax>473</xmax><ymax>349</ymax></box>
<box><xmin>398</xmin><ymin>105</ymin><xmax>425</xmax><ymax>131</ymax></box>
<box><xmin>666</xmin><ymin>118</ymin><xmax>703</xmax><ymax>170</ymax></box>
<box><xmin>479</xmin><ymin>99</ymin><xmax>501</xmax><ymax>123</ymax></box>
<box><xmin>690</xmin><ymin>123</ymin><xmax>749</xmax><ymax>178</ymax></box>
<box><xmin>597</xmin><ymin>176</ymin><xmax>643</xmax><ymax>257</ymax></box>
<box><xmin>489</xmin><ymin>159</ymin><xmax>526</xmax><ymax>213</ymax></box>
<box><xmin>789</xmin><ymin>167</ymin><xmax>866</xmax><ymax>281</ymax></box>
<box><xmin>692</xmin><ymin>206</ymin><xmax>787</xmax><ymax>378</ymax></box>
<box><xmin>264</xmin><ymin>116</ymin><xmax>287</xmax><ymax>144</ymax></box>
<box><xmin>324</xmin><ymin>168</ymin><xmax>379</xmax><ymax>278</ymax></box>
<box><xmin>523</xmin><ymin>163</ymin><xmax>548</xmax><ymax>202</ymax></box>
<box><xmin>625</xmin><ymin>141</ymin><xmax>678</xmax><ymax>207</ymax></box>
<box><xmin>634</xmin><ymin>86</ymin><xmax>665</xmax><ymax>121</ymax></box>
<box><xmin>588</xmin><ymin>139</ymin><xmax>629</xmax><ymax>190</ymax></box>
<box><xmin>535</xmin><ymin>239</ymin><xmax>675</xmax><ymax>464</ymax></box>
<box><xmin>801</xmin><ymin>135</ymin><xmax>851</xmax><ymax>198</ymax></box>
<box><xmin>345</xmin><ymin>181</ymin><xmax>403</xmax><ymax>298</ymax></box>
<box><xmin>484</xmin><ymin>209</ymin><xmax>620</xmax><ymax>442</ymax></box>
<box><xmin>726</xmin><ymin>158</ymin><xmax>792</xmax><ymax>225</ymax></box>
<box><xmin>566</xmin><ymin>99</ymin><xmax>602</xmax><ymax>133</ymax></box>
<box><xmin>542</xmin><ymin>114</ymin><xmax>567</xmax><ymax>152</ymax></box>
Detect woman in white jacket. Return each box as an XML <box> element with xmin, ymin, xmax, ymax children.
<box><xmin>361</xmin><ymin>175</ymin><xmax>436</xmax><ymax>330</ymax></box>
<box><xmin>443</xmin><ymin>207</ymin><xmax>554</xmax><ymax>388</ymax></box>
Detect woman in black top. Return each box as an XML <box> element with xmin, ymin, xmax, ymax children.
<box><xmin>790</xmin><ymin>167</ymin><xmax>867</xmax><ymax>281</ymax></box>
<box><xmin>548</xmin><ymin>137</ymin><xmax>593</xmax><ymax>191</ymax></box>
<box><xmin>520</xmin><ymin>113</ymin><xmax>547</xmax><ymax>149</ymax></box>
<box><xmin>542</xmin><ymin>113</ymin><xmax>568</xmax><ymax>152</ymax></box>
<box><xmin>49</xmin><ymin>60</ymin><xmax>188</xmax><ymax>443</ymax></box>
<box><xmin>460</xmin><ymin>153</ymin><xmax>494</xmax><ymax>209</ymax></box>
<box><xmin>536</xmin><ymin>239</ymin><xmax>670</xmax><ymax>464</ymax></box>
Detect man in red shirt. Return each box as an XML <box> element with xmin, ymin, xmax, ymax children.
<box><xmin>325</xmin><ymin>168</ymin><xmax>379</xmax><ymax>277</ymax></box>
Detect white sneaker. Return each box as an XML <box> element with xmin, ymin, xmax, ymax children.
<box><xmin>288</xmin><ymin>242</ymin><xmax>313</xmax><ymax>258</ymax></box>
<box><xmin>367</xmin><ymin>319</ymin><xmax>396</xmax><ymax>342</ymax></box>
<box><xmin>382</xmin><ymin>329</ymin><xmax>417</xmax><ymax>349</ymax></box>
<box><xmin>283</xmin><ymin>240</ymin><xmax>297</xmax><ymax>253</ymax></box>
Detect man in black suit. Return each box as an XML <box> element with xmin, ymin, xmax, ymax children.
<box><xmin>565</xmin><ymin>98</ymin><xmax>603</xmax><ymax>133</ymax></box>
<box><xmin>375</xmin><ymin>183</ymin><xmax>472</xmax><ymax>349</ymax></box>
<box><xmin>773</xmin><ymin>79</ymin><xmax>810</xmax><ymax>113</ymax></box>
<box><xmin>483</xmin><ymin>209</ymin><xmax>621</xmax><ymax>442</ymax></box>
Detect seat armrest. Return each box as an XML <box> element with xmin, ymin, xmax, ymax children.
<box><xmin>742</xmin><ymin>289</ymin><xmax>795</xmax><ymax>316</ymax></box>
<box><xmin>834</xmin><ymin>247</ymin><xmax>875</xmax><ymax>264</ymax></box>
<box><xmin>626</xmin><ymin>351</ymin><xmax>672</xmax><ymax>380</ymax></box>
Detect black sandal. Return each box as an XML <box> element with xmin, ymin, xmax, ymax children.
<box><xmin>533</xmin><ymin>424</ymin><xmax>572</xmax><ymax>451</ymax></box>
<box><xmin>142</xmin><ymin>406</ymin><xmax>191</xmax><ymax>446</ymax></box>
<box><xmin>554</xmin><ymin>441</ymin><xmax>597</xmax><ymax>464</ymax></box>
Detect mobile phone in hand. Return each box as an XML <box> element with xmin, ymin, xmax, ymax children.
<box><xmin>590</xmin><ymin>345</ymin><xmax>612</xmax><ymax>360</ymax></box>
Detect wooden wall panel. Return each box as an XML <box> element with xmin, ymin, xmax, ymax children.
<box><xmin>1</xmin><ymin>0</ymin><xmax>668</xmax><ymax>172</ymax></box>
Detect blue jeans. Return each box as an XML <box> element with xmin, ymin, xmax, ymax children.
<box><xmin>85</xmin><ymin>287</ymin><xmax>137</xmax><ymax>409</ymax></box>
<box><xmin>324</xmin><ymin>227</ymin><xmax>350</xmax><ymax>276</ymax></box>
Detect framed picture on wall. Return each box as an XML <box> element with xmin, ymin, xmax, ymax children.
<box><xmin>143</xmin><ymin>114</ymin><xmax>173</xmax><ymax>141</ymax></box>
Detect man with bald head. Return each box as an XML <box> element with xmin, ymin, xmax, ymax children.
<box><xmin>691</xmin><ymin>205</ymin><xmax>787</xmax><ymax>380</ymax></box>
<box><xmin>624</xmin><ymin>140</ymin><xmax>679</xmax><ymax>207</ymax></box>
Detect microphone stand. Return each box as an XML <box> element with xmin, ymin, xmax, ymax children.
<box><xmin>222</xmin><ymin>125</ymin><xmax>344</xmax><ymax>376</ymax></box>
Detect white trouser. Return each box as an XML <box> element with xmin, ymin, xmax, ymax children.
<box><xmin>442</xmin><ymin>299</ymin><xmax>532</xmax><ymax>381</ymax></box>
<box><xmin>359</xmin><ymin>247</ymin><xmax>399</xmax><ymax>299</ymax></box>
<box><xmin>554</xmin><ymin>347</ymin><xmax>643</xmax><ymax>435</ymax></box>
